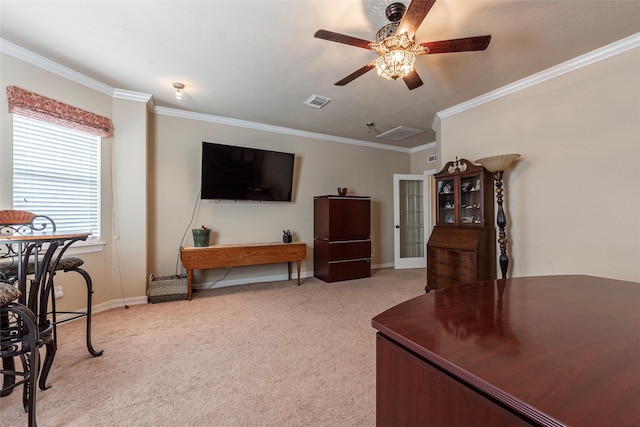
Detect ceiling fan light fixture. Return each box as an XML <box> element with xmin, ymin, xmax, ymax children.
<box><xmin>314</xmin><ymin>0</ymin><xmax>489</xmax><ymax>90</ymax></box>
<box><xmin>370</xmin><ymin>33</ymin><xmax>424</xmax><ymax>80</ymax></box>
<box><xmin>375</xmin><ymin>50</ymin><xmax>416</xmax><ymax>80</ymax></box>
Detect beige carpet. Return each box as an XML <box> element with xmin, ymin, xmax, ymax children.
<box><xmin>2</xmin><ymin>268</ymin><xmax>426</xmax><ymax>426</ymax></box>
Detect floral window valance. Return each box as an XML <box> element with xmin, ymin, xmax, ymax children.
<box><xmin>7</xmin><ymin>86</ymin><xmax>112</xmax><ymax>137</ymax></box>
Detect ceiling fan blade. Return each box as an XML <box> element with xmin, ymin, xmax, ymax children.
<box><xmin>419</xmin><ymin>35</ymin><xmax>492</xmax><ymax>54</ymax></box>
<box><xmin>335</xmin><ymin>63</ymin><xmax>376</xmax><ymax>86</ymax></box>
<box><xmin>397</xmin><ymin>0</ymin><xmax>436</xmax><ymax>35</ymax></box>
<box><xmin>314</xmin><ymin>30</ymin><xmax>373</xmax><ymax>50</ymax></box>
<box><xmin>403</xmin><ymin>70</ymin><xmax>424</xmax><ymax>90</ymax></box>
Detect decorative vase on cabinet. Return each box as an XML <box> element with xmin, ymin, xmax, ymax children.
<box><xmin>426</xmin><ymin>158</ymin><xmax>496</xmax><ymax>291</ymax></box>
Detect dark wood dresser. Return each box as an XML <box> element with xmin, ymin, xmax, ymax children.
<box><xmin>313</xmin><ymin>195</ymin><xmax>371</xmax><ymax>282</ymax></box>
<box><xmin>372</xmin><ymin>275</ymin><xmax>640</xmax><ymax>426</ymax></box>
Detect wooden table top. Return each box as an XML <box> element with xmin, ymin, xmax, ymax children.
<box><xmin>181</xmin><ymin>241</ymin><xmax>304</xmax><ymax>250</ymax></box>
<box><xmin>0</xmin><ymin>231</ymin><xmax>90</xmax><ymax>243</ymax></box>
<box><xmin>372</xmin><ymin>275</ymin><xmax>640</xmax><ymax>427</ymax></box>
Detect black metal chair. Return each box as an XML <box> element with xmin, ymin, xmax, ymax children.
<box><xmin>0</xmin><ymin>210</ymin><xmax>102</xmax><ymax>390</ymax></box>
<box><xmin>1</xmin><ymin>281</ymin><xmax>40</xmax><ymax>427</ymax></box>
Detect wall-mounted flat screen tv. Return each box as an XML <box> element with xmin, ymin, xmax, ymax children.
<box><xmin>201</xmin><ymin>141</ymin><xmax>295</xmax><ymax>202</ymax></box>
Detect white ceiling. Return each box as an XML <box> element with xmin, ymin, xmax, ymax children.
<box><xmin>1</xmin><ymin>0</ymin><xmax>639</xmax><ymax>149</ymax></box>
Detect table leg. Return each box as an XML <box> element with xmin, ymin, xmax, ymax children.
<box><xmin>1</xmin><ymin>311</ymin><xmax>16</xmax><ymax>396</ymax></box>
<box><xmin>0</xmin><ymin>356</ymin><xmax>15</xmax><ymax>396</ymax></box>
<box><xmin>187</xmin><ymin>269</ymin><xmax>193</xmax><ymax>300</ymax></box>
<box><xmin>79</xmin><ymin>268</ymin><xmax>103</xmax><ymax>357</ymax></box>
<box><xmin>288</xmin><ymin>262</ymin><xmax>292</xmax><ymax>281</ymax></box>
<box><xmin>297</xmin><ymin>260</ymin><xmax>302</xmax><ymax>285</ymax></box>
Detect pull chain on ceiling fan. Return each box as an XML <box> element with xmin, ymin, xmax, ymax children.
<box><xmin>314</xmin><ymin>0</ymin><xmax>491</xmax><ymax>90</ymax></box>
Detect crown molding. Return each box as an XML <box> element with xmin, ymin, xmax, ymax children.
<box><xmin>410</xmin><ymin>141</ymin><xmax>437</xmax><ymax>153</ymax></box>
<box><xmin>11</xmin><ymin>32</ymin><xmax>634</xmax><ymax>154</ymax></box>
<box><xmin>112</xmin><ymin>88</ymin><xmax>155</xmax><ymax>110</ymax></box>
<box><xmin>1</xmin><ymin>38</ymin><xmax>155</xmax><ymax>112</ymax></box>
<box><xmin>1</xmin><ymin>38</ymin><xmax>113</xmax><ymax>96</ymax></box>
<box><xmin>1</xmin><ymin>37</ymin><xmax>411</xmax><ymax>153</ymax></box>
<box><xmin>153</xmin><ymin>106</ymin><xmax>412</xmax><ymax>153</ymax></box>
<box><xmin>433</xmin><ymin>32</ymin><xmax>640</xmax><ymax>128</ymax></box>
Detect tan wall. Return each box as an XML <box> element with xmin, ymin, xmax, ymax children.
<box><xmin>0</xmin><ymin>53</ymin><xmax>115</xmax><ymax>309</ymax></box>
<box><xmin>1</xmin><ymin>50</ymin><xmax>411</xmax><ymax>306</ymax></box>
<box><xmin>439</xmin><ymin>48</ymin><xmax>640</xmax><ymax>282</ymax></box>
<box><xmin>409</xmin><ymin>144</ymin><xmax>439</xmax><ymax>175</ymax></box>
<box><xmin>3</xmin><ymin>38</ymin><xmax>638</xmax><ymax>310</ymax></box>
<box><xmin>111</xmin><ymin>97</ymin><xmax>149</xmax><ymax>299</ymax></box>
<box><xmin>149</xmin><ymin>113</ymin><xmax>410</xmax><ymax>286</ymax></box>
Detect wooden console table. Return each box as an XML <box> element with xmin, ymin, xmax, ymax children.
<box><xmin>372</xmin><ymin>275</ymin><xmax>640</xmax><ymax>426</ymax></box>
<box><xmin>180</xmin><ymin>242</ymin><xmax>306</xmax><ymax>300</ymax></box>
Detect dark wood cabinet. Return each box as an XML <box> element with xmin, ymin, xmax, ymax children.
<box><xmin>376</xmin><ymin>334</ymin><xmax>529</xmax><ymax>426</ymax></box>
<box><xmin>427</xmin><ymin>159</ymin><xmax>496</xmax><ymax>291</ymax></box>
<box><xmin>314</xmin><ymin>196</ymin><xmax>371</xmax><ymax>282</ymax></box>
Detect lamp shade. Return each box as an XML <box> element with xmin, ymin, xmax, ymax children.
<box><xmin>475</xmin><ymin>154</ymin><xmax>521</xmax><ymax>172</ymax></box>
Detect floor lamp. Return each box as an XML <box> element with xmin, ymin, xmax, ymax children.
<box><xmin>475</xmin><ymin>154</ymin><xmax>521</xmax><ymax>279</ymax></box>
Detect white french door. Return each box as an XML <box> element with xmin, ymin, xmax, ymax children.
<box><xmin>393</xmin><ymin>173</ymin><xmax>432</xmax><ymax>269</ymax></box>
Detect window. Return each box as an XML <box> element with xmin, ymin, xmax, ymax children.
<box><xmin>12</xmin><ymin>115</ymin><xmax>101</xmax><ymax>240</ymax></box>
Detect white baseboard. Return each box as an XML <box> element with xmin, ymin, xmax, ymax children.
<box><xmin>55</xmin><ymin>296</ymin><xmax>148</xmax><ymax>323</ymax></box>
<box><xmin>193</xmin><ymin>264</ymin><xmax>395</xmax><ymax>290</ymax></box>
<box><xmin>56</xmin><ymin>264</ymin><xmax>397</xmax><ymax>321</ymax></box>
<box><xmin>92</xmin><ymin>296</ymin><xmax>149</xmax><ymax>312</ymax></box>
<box><xmin>193</xmin><ymin>270</ymin><xmax>315</xmax><ymax>290</ymax></box>
<box><xmin>374</xmin><ymin>262</ymin><xmax>394</xmax><ymax>270</ymax></box>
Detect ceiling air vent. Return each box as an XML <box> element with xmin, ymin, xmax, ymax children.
<box><xmin>376</xmin><ymin>126</ymin><xmax>424</xmax><ymax>141</ymax></box>
<box><xmin>304</xmin><ymin>94</ymin><xmax>331</xmax><ymax>108</ymax></box>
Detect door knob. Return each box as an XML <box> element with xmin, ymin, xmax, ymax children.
<box><xmin>395</xmin><ymin>225</ymin><xmax>400</xmax><ymax>229</ymax></box>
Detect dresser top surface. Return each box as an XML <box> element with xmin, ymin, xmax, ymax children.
<box><xmin>314</xmin><ymin>195</ymin><xmax>370</xmax><ymax>199</ymax></box>
<box><xmin>372</xmin><ymin>275</ymin><xmax>640</xmax><ymax>426</ymax></box>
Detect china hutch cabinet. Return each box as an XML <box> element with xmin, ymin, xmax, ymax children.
<box><xmin>426</xmin><ymin>158</ymin><xmax>496</xmax><ymax>291</ymax></box>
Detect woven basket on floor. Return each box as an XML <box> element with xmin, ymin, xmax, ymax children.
<box><xmin>147</xmin><ymin>274</ymin><xmax>188</xmax><ymax>303</ymax></box>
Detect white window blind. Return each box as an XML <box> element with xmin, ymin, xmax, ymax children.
<box><xmin>13</xmin><ymin>115</ymin><xmax>100</xmax><ymax>239</ymax></box>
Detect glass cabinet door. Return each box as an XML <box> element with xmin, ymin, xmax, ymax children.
<box><xmin>437</xmin><ymin>178</ymin><xmax>456</xmax><ymax>225</ymax></box>
<box><xmin>399</xmin><ymin>179</ymin><xmax>424</xmax><ymax>258</ymax></box>
<box><xmin>459</xmin><ymin>174</ymin><xmax>482</xmax><ymax>225</ymax></box>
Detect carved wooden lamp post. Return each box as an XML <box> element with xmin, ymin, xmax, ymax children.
<box><xmin>475</xmin><ymin>154</ymin><xmax>521</xmax><ymax>279</ymax></box>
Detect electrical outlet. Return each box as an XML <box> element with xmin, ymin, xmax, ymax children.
<box><xmin>54</xmin><ymin>285</ymin><xmax>64</xmax><ymax>299</ymax></box>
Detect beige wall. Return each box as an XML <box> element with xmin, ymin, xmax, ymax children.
<box><xmin>2</xmin><ymin>38</ymin><xmax>638</xmax><ymax>312</ymax></box>
<box><xmin>149</xmin><ymin>113</ymin><xmax>410</xmax><ymax>287</ymax></box>
<box><xmin>1</xmin><ymin>50</ymin><xmax>411</xmax><ymax>307</ymax></box>
<box><xmin>111</xmin><ymin>97</ymin><xmax>149</xmax><ymax>299</ymax></box>
<box><xmin>0</xmin><ymin>53</ymin><xmax>116</xmax><ymax>311</ymax></box>
<box><xmin>439</xmin><ymin>47</ymin><xmax>640</xmax><ymax>282</ymax></box>
<box><xmin>409</xmin><ymin>144</ymin><xmax>439</xmax><ymax>175</ymax></box>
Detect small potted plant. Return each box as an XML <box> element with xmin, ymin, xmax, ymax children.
<box><xmin>192</xmin><ymin>225</ymin><xmax>211</xmax><ymax>247</ymax></box>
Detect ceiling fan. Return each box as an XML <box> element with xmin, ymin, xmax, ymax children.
<box><xmin>314</xmin><ymin>0</ymin><xmax>491</xmax><ymax>90</ymax></box>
